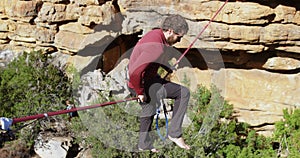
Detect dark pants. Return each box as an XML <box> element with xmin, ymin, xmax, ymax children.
<box><xmin>138</xmin><ymin>77</ymin><xmax>190</xmax><ymax>149</ymax></box>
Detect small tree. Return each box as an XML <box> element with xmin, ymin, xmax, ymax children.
<box><xmin>0</xmin><ymin>50</ymin><xmax>73</xmax><ymax>148</ymax></box>
<box><xmin>274</xmin><ymin>108</ymin><xmax>300</xmax><ymax>157</ymax></box>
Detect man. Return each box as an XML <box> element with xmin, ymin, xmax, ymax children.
<box><xmin>65</xmin><ymin>100</ymin><xmax>78</xmax><ymax>121</ymax></box>
<box><xmin>128</xmin><ymin>14</ymin><xmax>190</xmax><ymax>152</ymax></box>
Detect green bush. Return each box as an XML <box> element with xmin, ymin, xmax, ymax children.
<box><xmin>274</xmin><ymin>108</ymin><xmax>300</xmax><ymax>157</ymax></box>
<box><xmin>70</xmin><ymin>85</ymin><xmax>280</xmax><ymax>157</ymax></box>
<box><xmin>186</xmin><ymin>85</ymin><xmax>276</xmax><ymax>158</ymax></box>
<box><xmin>0</xmin><ymin>50</ymin><xmax>73</xmax><ymax>147</ymax></box>
<box><xmin>69</xmin><ymin>93</ymin><xmax>142</xmax><ymax>157</ymax></box>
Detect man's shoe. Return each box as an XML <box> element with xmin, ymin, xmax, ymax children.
<box><xmin>168</xmin><ymin>136</ymin><xmax>191</xmax><ymax>150</ymax></box>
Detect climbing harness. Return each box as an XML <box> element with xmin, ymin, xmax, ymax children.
<box><xmin>155</xmin><ymin>99</ymin><xmax>169</xmax><ymax>141</ymax></box>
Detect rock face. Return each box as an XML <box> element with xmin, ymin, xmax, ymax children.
<box><xmin>0</xmin><ymin>0</ymin><xmax>299</xmax><ymax>67</ymax></box>
<box><xmin>0</xmin><ymin>0</ymin><xmax>299</xmax><ymax>136</ymax></box>
<box><xmin>119</xmin><ymin>1</ymin><xmax>300</xmax><ymax>53</ymax></box>
<box><xmin>0</xmin><ymin>0</ymin><xmax>122</xmax><ymax>53</ymax></box>
<box><xmin>172</xmin><ymin>67</ymin><xmax>300</xmax><ymax>136</ymax></box>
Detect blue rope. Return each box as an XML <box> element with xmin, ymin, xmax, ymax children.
<box><xmin>155</xmin><ymin>105</ymin><xmax>168</xmax><ymax>141</ymax></box>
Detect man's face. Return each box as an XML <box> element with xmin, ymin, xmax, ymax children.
<box><xmin>167</xmin><ymin>30</ymin><xmax>184</xmax><ymax>46</ymax></box>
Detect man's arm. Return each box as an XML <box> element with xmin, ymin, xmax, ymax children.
<box><xmin>129</xmin><ymin>43</ymin><xmax>164</xmax><ymax>95</ymax></box>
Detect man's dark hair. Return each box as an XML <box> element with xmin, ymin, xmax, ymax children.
<box><xmin>161</xmin><ymin>14</ymin><xmax>189</xmax><ymax>34</ymax></box>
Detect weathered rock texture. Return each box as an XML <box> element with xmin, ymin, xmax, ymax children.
<box><xmin>0</xmin><ymin>0</ymin><xmax>299</xmax><ymax>69</ymax></box>
<box><xmin>119</xmin><ymin>0</ymin><xmax>300</xmax><ymax>71</ymax></box>
<box><xmin>0</xmin><ymin>0</ymin><xmax>299</xmax><ymax>136</ymax></box>
<box><xmin>172</xmin><ymin>67</ymin><xmax>300</xmax><ymax>136</ymax></box>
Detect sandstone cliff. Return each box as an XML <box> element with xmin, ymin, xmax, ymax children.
<box><xmin>0</xmin><ymin>0</ymin><xmax>299</xmax><ymax>137</ymax></box>
<box><xmin>0</xmin><ymin>0</ymin><xmax>299</xmax><ymax>68</ymax></box>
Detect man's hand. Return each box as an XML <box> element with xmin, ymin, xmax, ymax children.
<box><xmin>137</xmin><ymin>95</ymin><xmax>145</xmax><ymax>103</ymax></box>
<box><xmin>168</xmin><ymin>65</ymin><xmax>177</xmax><ymax>73</ymax></box>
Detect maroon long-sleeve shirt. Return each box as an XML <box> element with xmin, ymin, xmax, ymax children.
<box><xmin>128</xmin><ymin>29</ymin><xmax>169</xmax><ymax>95</ymax></box>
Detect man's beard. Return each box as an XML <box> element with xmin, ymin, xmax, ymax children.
<box><xmin>167</xmin><ymin>36</ymin><xmax>177</xmax><ymax>46</ymax></box>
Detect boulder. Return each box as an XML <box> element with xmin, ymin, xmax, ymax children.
<box><xmin>263</xmin><ymin>57</ymin><xmax>300</xmax><ymax>70</ymax></box>
<box><xmin>34</xmin><ymin>135</ymin><xmax>72</xmax><ymax>158</ymax></box>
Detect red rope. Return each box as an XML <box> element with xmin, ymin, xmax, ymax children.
<box><xmin>174</xmin><ymin>0</ymin><xmax>229</xmax><ymax>66</ymax></box>
<box><xmin>12</xmin><ymin>97</ymin><xmax>138</xmax><ymax>124</ymax></box>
